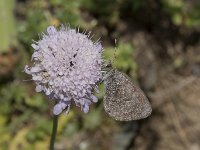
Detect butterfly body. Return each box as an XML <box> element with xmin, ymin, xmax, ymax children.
<box><xmin>103</xmin><ymin>68</ymin><xmax>152</xmax><ymax>121</ymax></box>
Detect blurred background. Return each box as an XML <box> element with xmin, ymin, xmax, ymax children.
<box><xmin>0</xmin><ymin>0</ymin><xmax>200</xmax><ymax>150</ymax></box>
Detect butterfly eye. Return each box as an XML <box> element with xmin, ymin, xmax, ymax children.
<box><xmin>102</xmin><ymin>62</ymin><xmax>112</xmax><ymax>70</ymax></box>
<box><xmin>106</xmin><ymin>63</ymin><xmax>112</xmax><ymax>68</ymax></box>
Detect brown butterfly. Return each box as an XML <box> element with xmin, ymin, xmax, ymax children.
<box><xmin>103</xmin><ymin>64</ymin><xmax>152</xmax><ymax>121</ymax></box>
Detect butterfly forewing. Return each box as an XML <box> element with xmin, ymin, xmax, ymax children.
<box><xmin>103</xmin><ymin>69</ymin><xmax>152</xmax><ymax>121</ymax></box>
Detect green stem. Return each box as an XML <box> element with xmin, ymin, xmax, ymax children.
<box><xmin>49</xmin><ymin>114</ymin><xmax>58</xmax><ymax>150</ymax></box>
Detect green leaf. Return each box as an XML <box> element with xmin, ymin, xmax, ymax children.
<box><xmin>0</xmin><ymin>0</ymin><xmax>17</xmax><ymax>53</ymax></box>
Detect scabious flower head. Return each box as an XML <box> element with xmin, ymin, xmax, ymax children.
<box><xmin>25</xmin><ymin>25</ymin><xmax>103</xmax><ymax>115</ymax></box>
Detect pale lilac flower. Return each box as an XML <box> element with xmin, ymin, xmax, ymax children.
<box><xmin>25</xmin><ymin>25</ymin><xmax>103</xmax><ymax>115</ymax></box>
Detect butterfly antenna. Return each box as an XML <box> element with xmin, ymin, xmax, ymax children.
<box><xmin>111</xmin><ymin>39</ymin><xmax>117</xmax><ymax>65</ymax></box>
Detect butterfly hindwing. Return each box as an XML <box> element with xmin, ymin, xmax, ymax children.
<box><xmin>103</xmin><ymin>69</ymin><xmax>152</xmax><ymax>121</ymax></box>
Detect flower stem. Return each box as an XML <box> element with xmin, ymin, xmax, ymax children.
<box><xmin>49</xmin><ymin>114</ymin><xmax>58</xmax><ymax>150</ymax></box>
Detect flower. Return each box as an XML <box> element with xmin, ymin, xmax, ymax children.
<box><xmin>25</xmin><ymin>25</ymin><xmax>103</xmax><ymax>115</ymax></box>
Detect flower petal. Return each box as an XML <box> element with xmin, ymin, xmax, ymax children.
<box><xmin>53</xmin><ymin>102</ymin><xmax>67</xmax><ymax>115</ymax></box>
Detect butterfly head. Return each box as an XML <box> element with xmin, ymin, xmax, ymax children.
<box><xmin>102</xmin><ymin>61</ymin><xmax>116</xmax><ymax>83</ymax></box>
<box><xmin>102</xmin><ymin>60</ymin><xmax>113</xmax><ymax>71</ymax></box>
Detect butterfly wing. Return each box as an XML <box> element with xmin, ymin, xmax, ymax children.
<box><xmin>103</xmin><ymin>69</ymin><xmax>152</xmax><ymax>121</ymax></box>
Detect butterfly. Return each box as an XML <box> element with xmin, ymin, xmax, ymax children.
<box><xmin>103</xmin><ymin>63</ymin><xmax>152</xmax><ymax>121</ymax></box>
